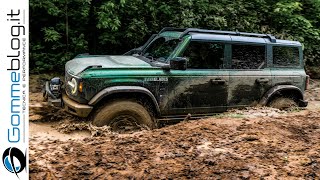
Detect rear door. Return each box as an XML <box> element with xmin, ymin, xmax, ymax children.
<box><xmin>228</xmin><ymin>43</ymin><xmax>272</xmax><ymax>107</ymax></box>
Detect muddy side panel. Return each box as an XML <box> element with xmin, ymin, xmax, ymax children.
<box><xmin>160</xmin><ymin>69</ymin><xmax>229</xmax><ymax>115</ymax></box>
<box><xmin>80</xmin><ymin>68</ymin><xmax>230</xmax><ymax>116</ymax></box>
<box><xmin>80</xmin><ymin>68</ymin><xmax>167</xmax><ymax>106</ymax></box>
<box><xmin>271</xmin><ymin>68</ymin><xmax>306</xmax><ymax>92</ymax></box>
<box><xmin>228</xmin><ymin>69</ymin><xmax>272</xmax><ymax>107</ymax></box>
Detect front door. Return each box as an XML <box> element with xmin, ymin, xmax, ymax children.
<box><xmin>161</xmin><ymin>40</ymin><xmax>229</xmax><ymax>115</ymax></box>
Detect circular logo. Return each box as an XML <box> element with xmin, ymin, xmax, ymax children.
<box><xmin>2</xmin><ymin>147</ymin><xmax>26</xmax><ymax>177</ymax></box>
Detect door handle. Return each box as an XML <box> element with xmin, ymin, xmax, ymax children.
<box><xmin>211</xmin><ymin>78</ymin><xmax>226</xmax><ymax>85</ymax></box>
<box><xmin>256</xmin><ymin>78</ymin><xmax>269</xmax><ymax>83</ymax></box>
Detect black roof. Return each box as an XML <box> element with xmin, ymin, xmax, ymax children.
<box><xmin>159</xmin><ymin>27</ymin><xmax>276</xmax><ymax>43</ymax></box>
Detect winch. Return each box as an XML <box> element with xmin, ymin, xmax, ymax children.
<box><xmin>49</xmin><ymin>77</ymin><xmax>62</xmax><ymax>98</ymax></box>
<box><xmin>43</xmin><ymin>77</ymin><xmax>63</xmax><ymax>107</ymax></box>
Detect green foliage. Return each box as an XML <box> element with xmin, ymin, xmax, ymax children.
<box><xmin>30</xmin><ymin>0</ymin><xmax>90</xmax><ymax>72</ymax></box>
<box><xmin>43</xmin><ymin>27</ymin><xmax>61</xmax><ymax>42</ymax></box>
<box><xmin>30</xmin><ymin>0</ymin><xmax>320</xmax><ymax>73</ymax></box>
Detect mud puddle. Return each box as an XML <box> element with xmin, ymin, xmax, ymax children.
<box><xmin>29</xmin><ymin>75</ymin><xmax>320</xmax><ymax>179</ymax></box>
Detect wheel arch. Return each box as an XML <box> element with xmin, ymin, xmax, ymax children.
<box><xmin>259</xmin><ymin>85</ymin><xmax>304</xmax><ymax>106</ymax></box>
<box><xmin>88</xmin><ymin>86</ymin><xmax>161</xmax><ymax>116</ymax></box>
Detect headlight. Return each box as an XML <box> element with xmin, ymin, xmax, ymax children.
<box><xmin>68</xmin><ymin>78</ymin><xmax>78</xmax><ymax>94</ymax></box>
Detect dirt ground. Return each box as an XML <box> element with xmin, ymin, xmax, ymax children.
<box><xmin>29</xmin><ymin>76</ymin><xmax>320</xmax><ymax>179</ymax></box>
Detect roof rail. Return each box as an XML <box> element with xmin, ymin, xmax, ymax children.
<box><xmin>158</xmin><ymin>27</ymin><xmax>186</xmax><ymax>34</ymax></box>
<box><xmin>179</xmin><ymin>28</ymin><xmax>277</xmax><ymax>43</ymax></box>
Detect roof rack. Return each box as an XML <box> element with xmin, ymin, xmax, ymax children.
<box><xmin>158</xmin><ymin>27</ymin><xmax>186</xmax><ymax>34</ymax></box>
<box><xmin>179</xmin><ymin>28</ymin><xmax>277</xmax><ymax>43</ymax></box>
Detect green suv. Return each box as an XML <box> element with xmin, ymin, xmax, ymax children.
<box><xmin>45</xmin><ymin>27</ymin><xmax>309</xmax><ymax>131</ymax></box>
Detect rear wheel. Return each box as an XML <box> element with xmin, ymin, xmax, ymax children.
<box><xmin>268</xmin><ymin>97</ymin><xmax>298</xmax><ymax>110</ymax></box>
<box><xmin>92</xmin><ymin>100</ymin><xmax>156</xmax><ymax>132</ymax></box>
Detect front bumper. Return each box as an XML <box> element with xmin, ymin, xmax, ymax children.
<box><xmin>62</xmin><ymin>93</ymin><xmax>93</xmax><ymax>117</ymax></box>
<box><xmin>44</xmin><ymin>81</ymin><xmax>93</xmax><ymax>117</ymax></box>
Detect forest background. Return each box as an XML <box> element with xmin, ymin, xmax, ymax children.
<box><xmin>30</xmin><ymin>0</ymin><xmax>320</xmax><ymax>77</ymax></box>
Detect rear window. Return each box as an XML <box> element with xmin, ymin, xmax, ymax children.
<box><xmin>273</xmin><ymin>46</ymin><xmax>300</xmax><ymax>67</ymax></box>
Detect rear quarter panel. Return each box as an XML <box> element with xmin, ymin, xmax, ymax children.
<box><xmin>270</xmin><ymin>68</ymin><xmax>307</xmax><ymax>92</ymax></box>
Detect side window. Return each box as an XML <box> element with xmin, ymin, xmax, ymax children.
<box><xmin>182</xmin><ymin>41</ymin><xmax>224</xmax><ymax>69</ymax></box>
<box><xmin>231</xmin><ymin>44</ymin><xmax>266</xmax><ymax>69</ymax></box>
<box><xmin>273</xmin><ymin>46</ymin><xmax>299</xmax><ymax>67</ymax></box>
<box><xmin>144</xmin><ymin>37</ymin><xmax>180</xmax><ymax>60</ymax></box>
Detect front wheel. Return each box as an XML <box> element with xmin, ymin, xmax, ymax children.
<box><xmin>92</xmin><ymin>100</ymin><xmax>156</xmax><ymax>132</ymax></box>
<box><xmin>268</xmin><ymin>97</ymin><xmax>298</xmax><ymax>110</ymax></box>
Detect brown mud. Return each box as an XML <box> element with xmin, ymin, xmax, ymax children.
<box><xmin>29</xmin><ymin>75</ymin><xmax>320</xmax><ymax>179</ymax></box>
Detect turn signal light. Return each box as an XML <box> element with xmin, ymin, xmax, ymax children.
<box><xmin>79</xmin><ymin>82</ymin><xmax>83</xmax><ymax>93</ymax></box>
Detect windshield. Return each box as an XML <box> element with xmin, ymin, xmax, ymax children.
<box><xmin>143</xmin><ymin>37</ymin><xmax>180</xmax><ymax>61</ymax></box>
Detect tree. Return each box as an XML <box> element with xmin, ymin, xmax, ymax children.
<box><xmin>30</xmin><ymin>0</ymin><xmax>320</xmax><ymax>73</ymax></box>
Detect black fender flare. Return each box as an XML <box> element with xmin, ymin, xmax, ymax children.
<box><xmin>259</xmin><ymin>85</ymin><xmax>304</xmax><ymax>106</ymax></box>
<box><xmin>88</xmin><ymin>86</ymin><xmax>161</xmax><ymax>114</ymax></box>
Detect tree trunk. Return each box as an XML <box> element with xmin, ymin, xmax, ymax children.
<box><xmin>87</xmin><ymin>0</ymin><xmax>101</xmax><ymax>55</ymax></box>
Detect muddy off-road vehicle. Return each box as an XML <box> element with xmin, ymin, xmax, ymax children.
<box><xmin>44</xmin><ymin>27</ymin><xmax>309</xmax><ymax>131</ymax></box>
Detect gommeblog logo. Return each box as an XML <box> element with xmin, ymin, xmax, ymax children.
<box><xmin>1</xmin><ymin>7</ymin><xmax>28</xmax><ymax>179</ymax></box>
<box><xmin>2</xmin><ymin>147</ymin><xmax>26</xmax><ymax>178</ymax></box>
<box><xmin>6</xmin><ymin>9</ymin><xmax>26</xmax><ymax>143</ymax></box>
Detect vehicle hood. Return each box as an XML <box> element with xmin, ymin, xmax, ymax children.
<box><xmin>65</xmin><ymin>55</ymin><xmax>152</xmax><ymax>75</ymax></box>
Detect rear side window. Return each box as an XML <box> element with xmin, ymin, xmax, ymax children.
<box><xmin>231</xmin><ymin>44</ymin><xmax>266</xmax><ymax>69</ymax></box>
<box><xmin>273</xmin><ymin>46</ymin><xmax>300</xmax><ymax>67</ymax></box>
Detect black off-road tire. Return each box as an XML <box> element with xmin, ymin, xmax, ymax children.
<box><xmin>268</xmin><ymin>97</ymin><xmax>298</xmax><ymax>110</ymax></box>
<box><xmin>92</xmin><ymin>100</ymin><xmax>156</xmax><ymax>132</ymax></box>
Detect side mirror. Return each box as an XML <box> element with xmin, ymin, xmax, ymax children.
<box><xmin>170</xmin><ymin>57</ymin><xmax>188</xmax><ymax>70</ymax></box>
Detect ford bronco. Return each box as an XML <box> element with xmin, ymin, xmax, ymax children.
<box><xmin>44</xmin><ymin>27</ymin><xmax>309</xmax><ymax>131</ymax></box>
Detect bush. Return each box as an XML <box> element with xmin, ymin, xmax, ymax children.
<box><xmin>30</xmin><ymin>0</ymin><xmax>320</xmax><ymax>73</ymax></box>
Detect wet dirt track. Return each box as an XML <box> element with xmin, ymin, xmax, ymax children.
<box><xmin>29</xmin><ymin>76</ymin><xmax>320</xmax><ymax>179</ymax></box>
